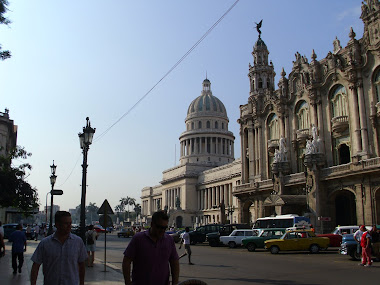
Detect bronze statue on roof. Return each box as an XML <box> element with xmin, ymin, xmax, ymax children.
<box><xmin>255</xmin><ymin>19</ymin><xmax>263</xmax><ymax>38</ymax></box>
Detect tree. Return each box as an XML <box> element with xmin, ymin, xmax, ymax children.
<box><xmin>0</xmin><ymin>0</ymin><xmax>11</xmax><ymax>60</ymax></box>
<box><xmin>86</xmin><ymin>202</ymin><xmax>99</xmax><ymax>224</ymax></box>
<box><xmin>0</xmin><ymin>146</ymin><xmax>39</xmax><ymax>214</ymax></box>
<box><xmin>134</xmin><ymin>203</ymin><xmax>141</xmax><ymax>224</ymax></box>
<box><xmin>118</xmin><ymin>197</ymin><xmax>136</xmax><ymax>221</ymax></box>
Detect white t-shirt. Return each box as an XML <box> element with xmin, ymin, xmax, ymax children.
<box><xmin>181</xmin><ymin>232</ymin><xmax>190</xmax><ymax>245</ymax></box>
<box><xmin>354</xmin><ymin>229</ymin><xmax>364</xmax><ymax>242</ymax></box>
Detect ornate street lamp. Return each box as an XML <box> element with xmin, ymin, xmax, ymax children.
<box><xmin>78</xmin><ymin>117</ymin><xmax>96</xmax><ymax>241</ymax></box>
<box><xmin>48</xmin><ymin>161</ymin><xmax>57</xmax><ymax>235</ymax></box>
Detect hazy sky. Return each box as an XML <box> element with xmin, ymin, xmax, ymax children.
<box><xmin>0</xmin><ymin>0</ymin><xmax>363</xmax><ymax>212</ymax></box>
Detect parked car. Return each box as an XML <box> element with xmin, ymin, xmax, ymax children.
<box><xmin>264</xmin><ymin>230</ymin><xmax>329</xmax><ymax>254</ymax></box>
<box><xmin>220</xmin><ymin>229</ymin><xmax>257</xmax><ymax>248</ymax></box>
<box><xmin>206</xmin><ymin>224</ymin><xmax>251</xmax><ymax>247</ymax></box>
<box><xmin>339</xmin><ymin>229</ymin><xmax>380</xmax><ymax>261</ymax></box>
<box><xmin>242</xmin><ymin>228</ymin><xmax>286</xmax><ymax>252</ymax></box>
<box><xmin>3</xmin><ymin>224</ymin><xmax>35</xmax><ymax>240</ymax></box>
<box><xmin>117</xmin><ymin>228</ymin><xmax>134</xmax><ymax>238</ymax></box>
<box><xmin>189</xmin><ymin>224</ymin><xmax>224</xmax><ymax>245</ymax></box>
<box><xmin>317</xmin><ymin>225</ymin><xmax>359</xmax><ymax>247</ymax></box>
<box><xmin>94</xmin><ymin>225</ymin><xmax>106</xmax><ymax>233</ymax></box>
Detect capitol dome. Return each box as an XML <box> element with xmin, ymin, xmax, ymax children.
<box><xmin>186</xmin><ymin>79</ymin><xmax>228</xmax><ymax>120</ymax></box>
<box><xmin>179</xmin><ymin>78</ymin><xmax>235</xmax><ymax>166</ymax></box>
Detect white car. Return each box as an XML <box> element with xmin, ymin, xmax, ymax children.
<box><xmin>220</xmin><ymin>229</ymin><xmax>257</xmax><ymax>248</ymax></box>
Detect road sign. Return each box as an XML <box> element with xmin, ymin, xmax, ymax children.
<box><xmin>97</xmin><ymin>199</ymin><xmax>114</xmax><ymax>215</ymax></box>
<box><xmin>99</xmin><ymin>214</ymin><xmax>113</xmax><ymax>228</ymax></box>
<box><xmin>51</xmin><ymin>189</ymin><xmax>63</xmax><ymax>195</ymax></box>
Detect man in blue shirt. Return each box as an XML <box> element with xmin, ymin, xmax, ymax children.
<box><xmin>9</xmin><ymin>224</ymin><xmax>27</xmax><ymax>274</ymax></box>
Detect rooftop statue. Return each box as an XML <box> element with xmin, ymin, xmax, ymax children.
<box><xmin>255</xmin><ymin>19</ymin><xmax>263</xmax><ymax>38</ymax></box>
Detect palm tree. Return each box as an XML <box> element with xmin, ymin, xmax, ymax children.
<box><xmin>134</xmin><ymin>203</ymin><xmax>141</xmax><ymax>224</ymax></box>
<box><xmin>127</xmin><ymin>198</ymin><xmax>136</xmax><ymax>221</ymax></box>
<box><xmin>119</xmin><ymin>198</ymin><xmax>128</xmax><ymax>221</ymax></box>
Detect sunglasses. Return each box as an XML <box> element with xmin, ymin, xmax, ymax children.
<box><xmin>154</xmin><ymin>223</ymin><xmax>168</xmax><ymax>230</ymax></box>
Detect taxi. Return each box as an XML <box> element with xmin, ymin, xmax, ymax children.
<box><xmin>264</xmin><ymin>230</ymin><xmax>329</xmax><ymax>254</ymax></box>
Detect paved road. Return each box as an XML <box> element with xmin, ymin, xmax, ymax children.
<box><xmin>96</xmin><ymin>233</ymin><xmax>379</xmax><ymax>285</ymax></box>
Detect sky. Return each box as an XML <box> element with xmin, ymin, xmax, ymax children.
<box><xmin>0</xmin><ymin>0</ymin><xmax>364</xmax><ymax>213</ymax></box>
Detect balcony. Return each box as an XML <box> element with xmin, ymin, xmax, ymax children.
<box><xmin>296</xmin><ymin>128</ymin><xmax>310</xmax><ymax>145</ymax></box>
<box><xmin>267</xmin><ymin>139</ymin><xmax>279</xmax><ymax>154</ymax></box>
<box><xmin>331</xmin><ymin>115</ymin><xmax>349</xmax><ymax>136</ymax></box>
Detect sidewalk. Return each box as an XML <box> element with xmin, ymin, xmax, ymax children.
<box><xmin>0</xmin><ymin>239</ymin><xmax>124</xmax><ymax>285</ymax></box>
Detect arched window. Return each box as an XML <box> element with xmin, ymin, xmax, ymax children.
<box><xmin>215</xmin><ymin>121</ymin><xmax>218</xmax><ymax>129</ymax></box>
<box><xmin>198</xmin><ymin>121</ymin><xmax>202</xmax><ymax>129</ymax></box>
<box><xmin>222</xmin><ymin>123</ymin><xmax>224</xmax><ymax>129</ymax></box>
<box><xmin>330</xmin><ymin>85</ymin><xmax>348</xmax><ymax>118</ymax></box>
<box><xmin>267</xmin><ymin>114</ymin><xmax>279</xmax><ymax>140</ymax></box>
<box><xmin>374</xmin><ymin>70</ymin><xmax>380</xmax><ymax>102</ymax></box>
<box><xmin>191</xmin><ymin>122</ymin><xmax>194</xmax><ymax>130</ymax></box>
<box><xmin>206</xmin><ymin>121</ymin><xmax>211</xmax><ymax>128</ymax></box>
<box><xmin>296</xmin><ymin>101</ymin><xmax>310</xmax><ymax>130</ymax></box>
<box><xmin>258</xmin><ymin>78</ymin><xmax>263</xmax><ymax>89</ymax></box>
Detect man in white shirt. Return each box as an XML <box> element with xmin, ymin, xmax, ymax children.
<box><xmin>354</xmin><ymin>225</ymin><xmax>366</xmax><ymax>255</ymax></box>
<box><xmin>179</xmin><ymin>227</ymin><xmax>193</xmax><ymax>265</ymax></box>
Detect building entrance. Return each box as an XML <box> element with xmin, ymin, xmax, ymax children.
<box><xmin>335</xmin><ymin>191</ymin><xmax>356</xmax><ymax>226</ymax></box>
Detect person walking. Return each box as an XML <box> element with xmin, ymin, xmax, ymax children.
<box><xmin>30</xmin><ymin>211</ymin><xmax>88</xmax><ymax>285</ymax></box>
<box><xmin>179</xmin><ymin>227</ymin><xmax>194</xmax><ymax>265</ymax></box>
<box><xmin>359</xmin><ymin>227</ymin><xmax>373</xmax><ymax>267</ymax></box>
<box><xmin>85</xmin><ymin>225</ymin><xmax>98</xmax><ymax>267</ymax></box>
<box><xmin>34</xmin><ymin>224</ymin><xmax>39</xmax><ymax>241</ymax></box>
<box><xmin>26</xmin><ymin>225</ymin><xmax>32</xmax><ymax>240</ymax></box>
<box><xmin>354</xmin><ymin>225</ymin><xmax>366</xmax><ymax>258</ymax></box>
<box><xmin>9</xmin><ymin>224</ymin><xmax>27</xmax><ymax>274</ymax></box>
<box><xmin>122</xmin><ymin>210</ymin><xmax>179</xmax><ymax>285</ymax></box>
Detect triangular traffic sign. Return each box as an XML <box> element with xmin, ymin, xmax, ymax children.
<box><xmin>97</xmin><ymin>199</ymin><xmax>114</xmax><ymax>215</ymax></box>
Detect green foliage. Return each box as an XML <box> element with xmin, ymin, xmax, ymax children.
<box><xmin>0</xmin><ymin>0</ymin><xmax>11</xmax><ymax>60</ymax></box>
<box><xmin>0</xmin><ymin>146</ymin><xmax>39</xmax><ymax>215</ymax></box>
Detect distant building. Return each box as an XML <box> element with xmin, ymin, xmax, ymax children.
<box><xmin>0</xmin><ymin>109</ymin><xmax>18</xmax><ymax>222</ymax></box>
<box><xmin>142</xmin><ymin>0</ymin><xmax>380</xmax><ymax>232</ymax></box>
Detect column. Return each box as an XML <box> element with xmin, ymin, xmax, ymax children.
<box><xmin>257</xmin><ymin>127</ymin><xmax>262</xmax><ymax>176</ymax></box>
<box><xmin>224</xmin><ymin>184</ymin><xmax>228</xmax><ymax>206</ymax></box>
<box><xmin>248</xmin><ymin>127</ymin><xmax>255</xmax><ymax>181</ymax></box>
<box><xmin>231</xmin><ymin>141</ymin><xmax>234</xmax><ymax>158</ymax></box>
<box><xmin>357</xmin><ymin>81</ymin><xmax>369</xmax><ymax>154</ymax></box>
<box><xmin>216</xmin><ymin>186</ymin><xmax>220</xmax><ymax>206</ymax></box>
<box><xmin>317</xmin><ymin>102</ymin><xmax>325</xmax><ymax>153</ymax></box>
<box><xmin>349</xmin><ymin>84</ymin><xmax>362</xmax><ymax>153</ymax></box>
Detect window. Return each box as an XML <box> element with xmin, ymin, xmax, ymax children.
<box><xmin>268</xmin><ymin>114</ymin><xmax>279</xmax><ymax>140</ymax></box>
<box><xmin>191</xmin><ymin>122</ymin><xmax>194</xmax><ymax>130</ymax></box>
<box><xmin>245</xmin><ymin>231</ymin><xmax>253</xmax><ymax>236</ymax></box>
<box><xmin>206</xmin><ymin>121</ymin><xmax>211</xmax><ymax>128</ymax></box>
<box><xmin>222</xmin><ymin>123</ymin><xmax>224</xmax><ymax>129</ymax></box>
<box><xmin>331</xmin><ymin>85</ymin><xmax>348</xmax><ymax>118</ymax></box>
<box><xmin>375</xmin><ymin>70</ymin><xmax>380</xmax><ymax>102</ymax></box>
<box><xmin>258</xmin><ymin>78</ymin><xmax>263</xmax><ymax>89</ymax></box>
<box><xmin>267</xmin><ymin>77</ymin><xmax>270</xmax><ymax>89</ymax></box>
<box><xmin>235</xmin><ymin>231</ymin><xmax>245</xmax><ymax>236</ymax></box>
<box><xmin>198</xmin><ymin>121</ymin><xmax>202</xmax><ymax>129</ymax></box>
<box><xmin>296</xmin><ymin>101</ymin><xmax>309</xmax><ymax>130</ymax></box>
<box><xmin>215</xmin><ymin>121</ymin><xmax>218</xmax><ymax>129</ymax></box>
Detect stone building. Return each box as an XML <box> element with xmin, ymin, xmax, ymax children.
<box><xmin>142</xmin><ymin>0</ymin><xmax>380</xmax><ymax>232</ymax></box>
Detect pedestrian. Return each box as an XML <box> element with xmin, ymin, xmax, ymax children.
<box><xmin>371</xmin><ymin>225</ymin><xmax>380</xmax><ymax>260</ymax></box>
<box><xmin>354</xmin><ymin>225</ymin><xmax>366</xmax><ymax>257</ymax></box>
<box><xmin>34</xmin><ymin>224</ymin><xmax>39</xmax><ymax>241</ymax></box>
<box><xmin>85</xmin><ymin>225</ymin><xmax>98</xmax><ymax>267</ymax></box>
<box><xmin>9</xmin><ymin>224</ymin><xmax>27</xmax><ymax>274</ymax></box>
<box><xmin>26</xmin><ymin>224</ymin><xmax>32</xmax><ymax>240</ymax></box>
<box><xmin>30</xmin><ymin>211</ymin><xmax>88</xmax><ymax>285</ymax></box>
<box><xmin>122</xmin><ymin>210</ymin><xmax>179</xmax><ymax>285</ymax></box>
<box><xmin>359</xmin><ymin>227</ymin><xmax>373</xmax><ymax>267</ymax></box>
<box><xmin>0</xmin><ymin>224</ymin><xmax>5</xmax><ymax>258</ymax></box>
<box><xmin>179</xmin><ymin>227</ymin><xmax>194</xmax><ymax>265</ymax></box>
<box><xmin>0</xmin><ymin>221</ymin><xmax>4</xmax><ymax>238</ymax></box>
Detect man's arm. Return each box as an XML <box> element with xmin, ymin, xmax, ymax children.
<box><xmin>30</xmin><ymin>262</ymin><xmax>41</xmax><ymax>285</ymax></box>
<box><xmin>122</xmin><ymin>256</ymin><xmax>132</xmax><ymax>285</ymax></box>
<box><xmin>170</xmin><ymin>259</ymin><xmax>180</xmax><ymax>285</ymax></box>
<box><xmin>78</xmin><ymin>261</ymin><xmax>85</xmax><ymax>285</ymax></box>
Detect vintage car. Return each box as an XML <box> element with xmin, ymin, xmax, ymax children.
<box><xmin>242</xmin><ymin>228</ymin><xmax>286</xmax><ymax>252</ymax></box>
<box><xmin>317</xmin><ymin>225</ymin><xmax>359</xmax><ymax>247</ymax></box>
<box><xmin>189</xmin><ymin>224</ymin><xmax>225</xmax><ymax>245</ymax></box>
<box><xmin>264</xmin><ymin>230</ymin><xmax>329</xmax><ymax>254</ymax></box>
<box><xmin>94</xmin><ymin>225</ymin><xmax>106</xmax><ymax>233</ymax></box>
<box><xmin>220</xmin><ymin>229</ymin><xmax>257</xmax><ymax>248</ymax></box>
<box><xmin>117</xmin><ymin>228</ymin><xmax>134</xmax><ymax>238</ymax></box>
<box><xmin>206</xmin><ymin>224</ymin><xmax>252</xmax><ymax>247</ymax></box>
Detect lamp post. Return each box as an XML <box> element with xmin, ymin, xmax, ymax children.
<box><xmin>48</xmin><ymin>161</ymin><xmax>57</xmax><ymax>236</ymax></box>
<box><xmin>227</xmin><ymin>205</ymin><xmax>235</xmax><ymax>223</ymax></box>
<box><xmin>78</xmin><ymin>117</ymin><xmax>96</xmax><ymax>242</ymax></box>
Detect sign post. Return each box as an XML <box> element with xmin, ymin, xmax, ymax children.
<box><xmin>97</xmin><ymin>199</ymin><xmax>114</xmax><ymax>272</ymax></box>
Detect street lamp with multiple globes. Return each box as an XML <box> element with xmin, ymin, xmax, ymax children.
<box><xmin>78</xmin><ymin>117</ymin><xmax>96</xmax><ymax>242</ymax></box>
<box><xmin>48</xmin><ymin>161</ymin><xmax>57</xmax><ymax>236</ymax></box>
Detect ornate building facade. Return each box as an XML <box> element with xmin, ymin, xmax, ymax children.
<box><xmin>142</xmin><ymin>0</ymin><xmax>380</xmax><ymax>232</ymax></box>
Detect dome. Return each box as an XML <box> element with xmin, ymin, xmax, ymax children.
<box><xmin>186</xmin><ymin>79</ymin><xmax>228</xmax><ymax>119</ymax></box>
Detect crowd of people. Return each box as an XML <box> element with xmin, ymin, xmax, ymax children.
<box><xmin>353</xmin><ymin>225</ymin><xmax>380</xmax><ymax>267</ymax></box>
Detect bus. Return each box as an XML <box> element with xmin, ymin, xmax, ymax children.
<box><xmin>253</xmin><ymin>214</ymin><xmax>310</xmax><ymax>230</ymax></box>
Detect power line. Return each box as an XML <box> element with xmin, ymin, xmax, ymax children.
<box><xmin>93</xmin><ymin>0</ymin><xmax>240</xmax><ymax>142</ymax></box>
<box><xmin>57</xmin><ymin>0</ymin><xmax>240</xmax><ymax>187</ymax></box>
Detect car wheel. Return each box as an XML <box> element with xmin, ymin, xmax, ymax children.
<box><xmin>270</xmin><ymin>246</ymin><xmax>280</xmax><ymax>254</ymax></box>
<box><xmin>352</xmin><ymin>250</ymin><xmax>361</xmax><ymax>261</ymax></box>
<box><xmin>310</xmin><ymin>244</ymin><xmax>319</xmax><ymax>254</ymax></box>
<box><xmin>247</xmin><ymin>243</ymin><xmax>256</xmax><ymax>252</ymax></box>
<box><xmin>228</xmin><ymin>241</ymin><xmax>236</xmax><ymax>248</ymax></box>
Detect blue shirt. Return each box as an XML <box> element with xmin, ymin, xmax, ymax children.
<box><xmin>31</xmin><ymin>233</ymin><xmax>88</xmax><ymax>285</ymax></box>
<box><xmin>9</xmin><ymin>230</ymin><xmax>26</xmax><ymax>253</ymax></box>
